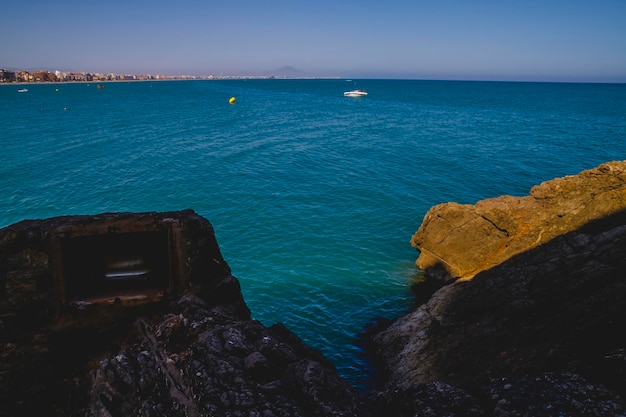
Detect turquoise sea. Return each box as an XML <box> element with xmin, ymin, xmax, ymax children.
<box><xmin>2</xmin><ymin>79</ymin><xmax>625</xmax><ymax>388</ymax></box>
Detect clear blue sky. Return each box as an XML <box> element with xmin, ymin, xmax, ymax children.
<box><xmin>2</xmin><ymin>0</ymin><xmax>625</xmax><ymax>82</ymax></box>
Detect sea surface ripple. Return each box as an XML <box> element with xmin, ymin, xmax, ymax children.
<box><xmin>2</xmin><ymin>79</ymin><xmax>625</xmax><ymax>388</ymax></box>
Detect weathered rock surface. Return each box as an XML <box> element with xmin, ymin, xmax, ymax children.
<box><xmin>369</xmin><ymin>162</ymin><xmax>626</xmax><ymax>416</ymax></box>
<box><xmin>0</xmin><ymin>210</ymin><xmax>362</xmax><ymax>417</ymax></box>
<box><xmin>412</xmin><ymin>161</ymin><xmax>626</xmax><ymax>282</ymax></box>
<box><xmin>88</xmin><ymin>294</ymin><xmax>362</xmax><ymax>417</ymax></box>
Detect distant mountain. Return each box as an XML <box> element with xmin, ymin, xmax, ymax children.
<box><xmin>270</xmin><ymin>66</ymin><xmax>307</xmax><ymax>77</ymax></box>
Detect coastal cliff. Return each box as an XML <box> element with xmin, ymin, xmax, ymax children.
<box><xmin>369</xmin><ymin>161</ymin><xmax>626</xmax><ymax>416</ymax></box>
<box><xmin>1</xmin><ymin>162</ymin><xmax>626</xmax><ymax>416</ymax></box>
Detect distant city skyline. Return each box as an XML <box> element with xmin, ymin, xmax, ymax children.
<box><xmin>2</xmin><ymin>0</ymin><xmax>626</xmax><ymax>83</ymax></box>
<box><xmin>0</xmin><ymin>67</ymin><xmax>312</xmax><ymax>84</ymax></box>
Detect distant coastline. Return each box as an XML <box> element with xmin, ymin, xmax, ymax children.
<box><xmin>0</xmin><ymin>68</ymin><xmax>340</xmax><ymax>84</ymax></box>
<box><xmin>1</xmin><ymin>77</ymin><xmax>335</xmax><ymax>87</ymax></box>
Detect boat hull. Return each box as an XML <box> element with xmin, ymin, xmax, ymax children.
<box><xmin>344</xmin><ymin>90</ymin><xmax>368</xmax><ymax>97</ymax></box>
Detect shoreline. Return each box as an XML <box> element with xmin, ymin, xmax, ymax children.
<box><xmin>0</xmin><ymin>76</ymin><xmax>342</xmax><ymax>87</ymax></box>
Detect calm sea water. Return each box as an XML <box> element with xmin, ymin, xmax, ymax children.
<box><xmin>2</xmin><ymin>79</ymin><xmax>625</xmax><ymax>388</ymax></box>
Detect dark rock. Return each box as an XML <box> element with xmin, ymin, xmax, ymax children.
<box><xmin>368</xmin><ymin>162</ymin><xmax>626</xmax><ymax>416</ymax></box>
<box><xmin>0</xmin><ymin>210</ymin><xmax>363</xmax><ymax>417</ymax></box>
<box><xmin>484</xmin><ymin>372</ymin><xmax>626</xmax><ymax>417</ymax></box>
<box><xmin>368</xmin><ymin>382</ymin><xmax>486</xmax><ymax>417</ymax></box>
<box><xmin>88</xmin><ymin>296</ymin><xmax>363</xmax><ymax>417</ymax></box>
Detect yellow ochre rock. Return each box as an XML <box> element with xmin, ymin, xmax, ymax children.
<box><xmin>411</xmin><ymin>160</ymin><xmax>626</xmax><ymax>282</ymax></box>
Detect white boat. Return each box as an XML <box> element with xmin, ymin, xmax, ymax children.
<box><xmin>17</xmin><ymin>88</ymin><xmax>28</xmax><ymax>93</ymax></box>
<box><xmin>344</xmin><ymin>89</ymin><xmax>368</xmax><ymax>97</ymax></box>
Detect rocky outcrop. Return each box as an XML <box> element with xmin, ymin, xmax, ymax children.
<box><xmin>0</xmin><ymin>210</ymin><xmax>362</xmax><ymax>417</ymax></box>
<box><xmin>412</xmin><ymin>161</ymin><xmax>626</xmax><ymax>282</ymax></box>
<box><xmin>3</xmin><ymin>162</ymin><xmax>626</xmax><ymax>417</ymax></box>
<box><xmin>369</xmin><ymin>162</ymin><xmax>626</xmax><ymax>416</ymax></box>
<box><xmin>87</xmin><ymin>294</ymin><xmax>362</xmax><ymax>417</ymax></box>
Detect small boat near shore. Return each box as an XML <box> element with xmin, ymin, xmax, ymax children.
<box><xmin>344</xmin><ymin>89</ymin><xmax>368</xmax><ymax>97</ymax></box>
<box><xmin>17</xmin><ymin>88</ymin><xmax>28</xmax><ymax>93</ymax></box>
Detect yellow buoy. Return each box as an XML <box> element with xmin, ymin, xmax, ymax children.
<box><xmin>229</xmin><ymin>96</ymin><xmax>236</xmax><ymax>104</ymax></box>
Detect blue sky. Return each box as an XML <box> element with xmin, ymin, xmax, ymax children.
<box><xmin>2</xmin><ymin>0</ymin><xmax>625</xmax><ymax>82</ymax></box>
